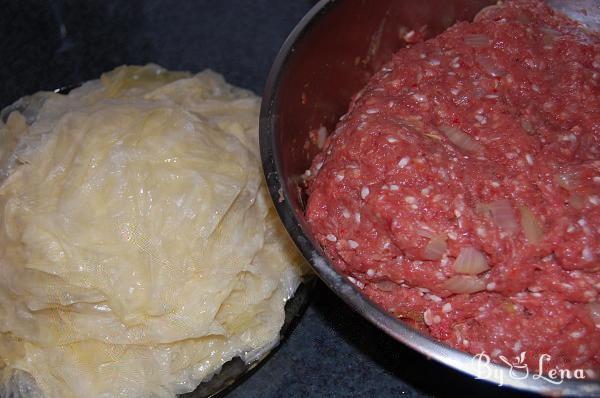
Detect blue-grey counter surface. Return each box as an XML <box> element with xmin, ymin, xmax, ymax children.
<box><xmin>1</xmin><ymin>1</ymin><xmax>538</xmax><ymax>397</ymax></box>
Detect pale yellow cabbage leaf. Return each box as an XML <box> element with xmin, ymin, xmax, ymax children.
<box><xmin>0</xmin><ymin>64</ymin><xmax>306</xmax><ymax>398</ymax></box>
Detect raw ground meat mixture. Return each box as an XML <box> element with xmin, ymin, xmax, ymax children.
<box><xmin>306</xmin><ymin>0</ymin><xmax>600</xmax><ymax>376</ymax></box>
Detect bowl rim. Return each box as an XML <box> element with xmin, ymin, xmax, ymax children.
<box><xmin>259</xmin><ymin>0</ymin><xmax>600</xmax><ymax>396</ymax></box>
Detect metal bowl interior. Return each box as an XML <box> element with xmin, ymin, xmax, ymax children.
<box><xmin>259</xmin><ymin>0</ymin><xmax>600</xmax><ymax>396</ymax></box>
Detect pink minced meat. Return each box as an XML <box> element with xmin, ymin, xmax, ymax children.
<box><xmin>306</xmin><ymin>0</ymin><xmax>599</xmax><ymax>375</ymax></box>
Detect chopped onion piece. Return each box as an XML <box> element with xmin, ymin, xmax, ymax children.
<box><xmin>541</xmin><ymin>27</ymin><xmax>561</xmax><ymax>45</ymax></box>
<box><xmin>519</xmin><ymin>206</ymin><xmax>543</xmax><ymax>245</ymax></box>
<box><xmin>476</xmin><ymin>202</ymin><xmax>491</xmax><ymax>216</ymax></box>
<box><xmin>317</xmin><ymin>126</ymin><xmax>328</xmax><ymax>149</ymax></box>
<box><xmin>439</xmin><ymin>125</ymin><xmax>483</xmax><ymax>153</ymax></box>
<box><xmin>515</xmin><ymin>11</ymin><xmax>531</xmax><ymax>25</ymax></box>
<box><xmin>589</xmin><ymin>302</ymin><xmax>600</xmax><ymax>328</ymax></box>
<box><xmin>399</xmin><ymin>116</ymin><xmax>424</xmax><ymax>131</ymax></box>
<box><xmin>568</xmin><ymin>194</ymin><xmax>585</xmax><ymax>209</ymax></box>
<box><xmin>474</xmin><ymin>4</ymin><xmax>501</xmax><ymax>23</ymax></box>
<box><xmin>554</xmin><ymin>171</ymin><xmax>581</xmax><ymax>191</ymax></box>
<box><xmin>424</xmin><ymin>236</ymin><xmax>448</xmax><ymax>260</ymax></box>
<box><xmin>444</xmin><ymin>275</ymin><xmax>486</xmax><ymax>294</ymax></box>
<box><xmin>416</xmin><ymin>228</ymin><xmax>435</xmax><ymax>239</ymax></box>
<box><xmin>488</xmin><ymin>199</ymin><xmax>519</xmax><ymax>234</ymax></box>
<box><xmin>375</xmin><ymin>280</ymin><xmax>397</xmax><ymax>292</ymax></box>
<box><xmin>453</xmin><ymin>247</ymin><xmax>489</xmax><ymax>274</ymax></box>
<box><xmin>464</xmin><ymin>34</ymin><xmax>490</xmax><ymax>48</ymax></box>
<box><xmin>520</xmin><ymin>119</ymin><xmax>535</xmax><ymax>135</ymax></box>
<box><xmin>477</xmin><ymin>56</ymin><xmax>506</xmax><ymax>77</ymax></box>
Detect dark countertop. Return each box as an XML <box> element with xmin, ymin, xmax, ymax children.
<box><xmin>1</xmin><ymin>1</ymin><xmax>538</xmax><ymax>397</ymax></box>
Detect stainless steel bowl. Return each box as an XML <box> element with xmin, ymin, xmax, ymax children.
<box><xmin>260</xmin><ymin>0</ymin><xmax>600</xmax><ymax>396</ymax></box>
